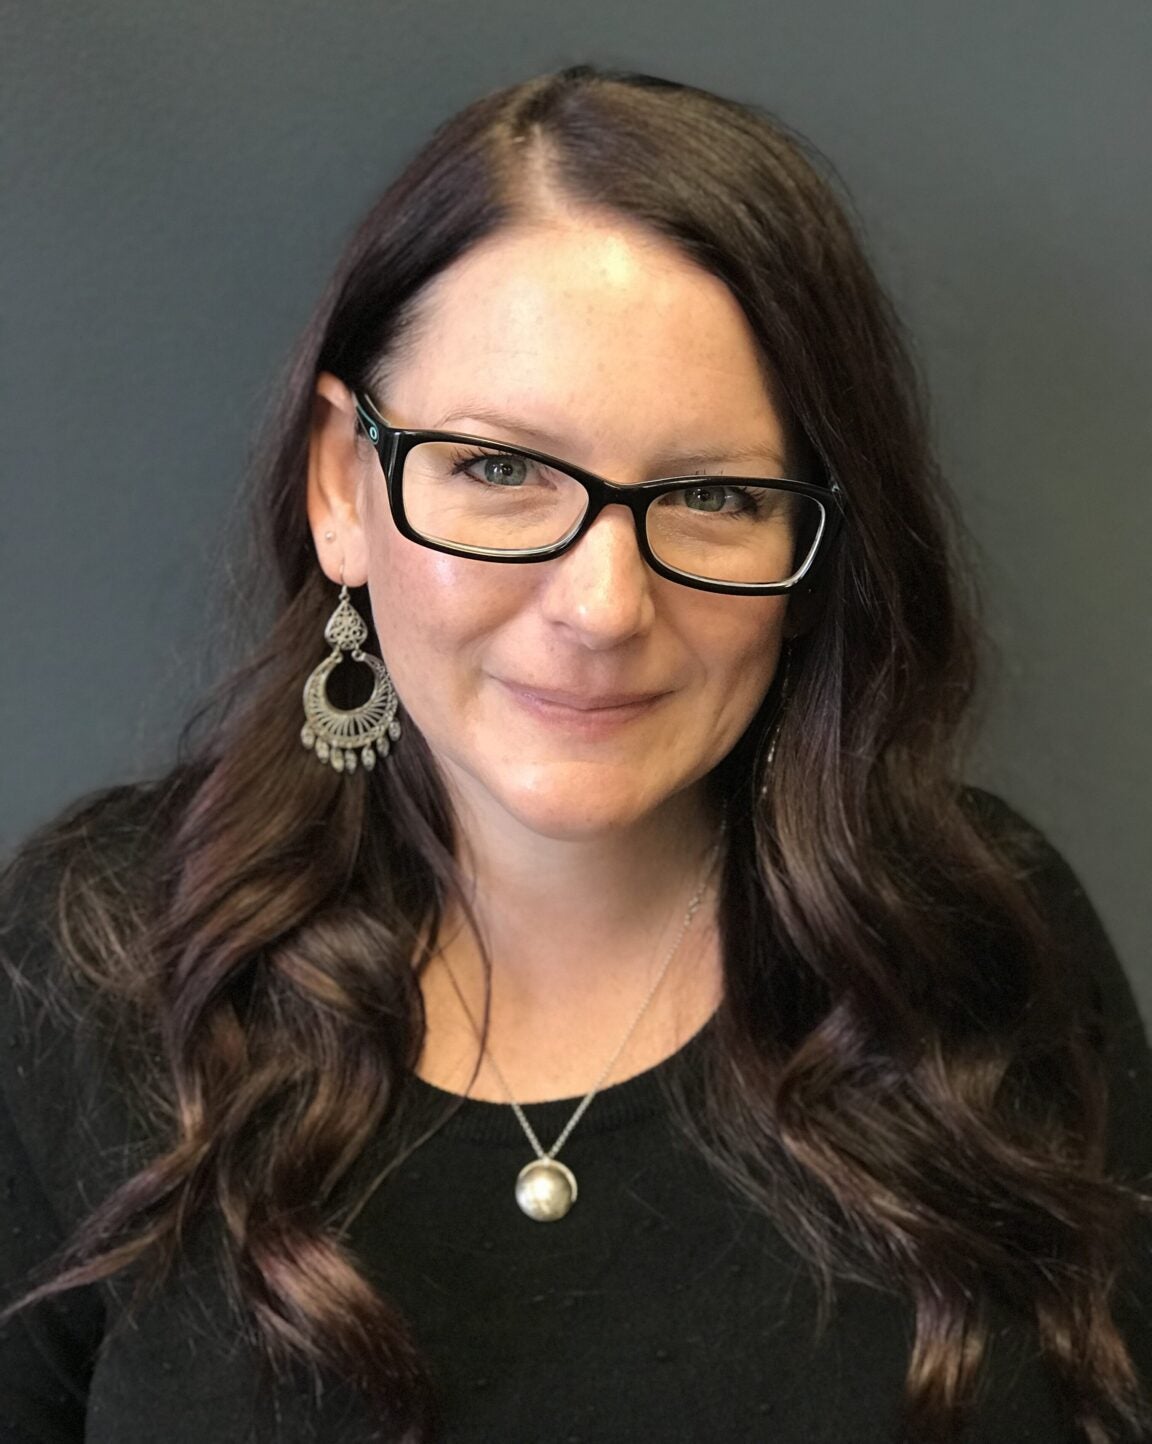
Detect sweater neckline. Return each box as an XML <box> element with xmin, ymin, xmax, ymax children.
<box><xmin>399</xmin><ymin>1008</ymin><xmax>719</xmax><ymax>1146</ymax></box>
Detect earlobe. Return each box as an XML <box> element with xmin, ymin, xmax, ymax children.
<box><xmin>307</xmin><ymin>372</ymin><xmax>371</xmax><ymax>587</ymax></box>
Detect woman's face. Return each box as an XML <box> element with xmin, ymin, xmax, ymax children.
<box><xmin>313</xmin><ymin>214</ymin><xmax>793</xmax><ymax>843</ymax></box>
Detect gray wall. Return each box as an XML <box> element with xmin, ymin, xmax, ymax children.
<box><xmin>3</xmin><ymin>2</ymin><xmax>1149</xmax><ymax>1012</ymax></box>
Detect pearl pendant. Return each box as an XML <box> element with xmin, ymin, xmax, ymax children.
<box><xmin>515</xmin><ymin>1158</ymin><xmax>578</xmax><ymax>1221</ymax></box>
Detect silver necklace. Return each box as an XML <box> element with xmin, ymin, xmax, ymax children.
<box><xmin>439</xmin><ymin>834</ymin><xmax>722</xmax><ymax>1223</ymax></box>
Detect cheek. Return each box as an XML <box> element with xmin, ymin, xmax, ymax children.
<box><xmin>363</xmin><ymin>524</ymin><xmax>524</xmax><ymax>696</ymax></box>
<box><xmin>691</xmin><ymin>596</ymin><xmax>788</xmax><ymax>706</ymax></box>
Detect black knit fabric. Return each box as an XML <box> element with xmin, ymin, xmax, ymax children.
<box><xmin>2</xmin><ymin>787</ymin><xmax>1150</xmax><ymax>1443</ymax></box>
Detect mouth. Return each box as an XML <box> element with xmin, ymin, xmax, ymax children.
<box><xmin>501</xmin><ymin>681</ymin><xmax>668</xmax><ymax>711</ymax></box>
<box><xmin>496</xmin><ymin>679</ymin><xmax>670</xmax><ymax>726</ymax></box>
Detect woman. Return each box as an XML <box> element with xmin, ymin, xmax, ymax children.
<box><xmin>2</xmin><ymin>63</ymin><xmax>1150</xmax><ymax>1444</ymax></box>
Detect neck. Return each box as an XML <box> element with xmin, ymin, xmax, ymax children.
<box><xmin>447</xmin><ymin>783</ymin><xmax>721</xmax><ymax>998</ymax></box>
<box><xmin>415</xmin><ymin>780</ymin><xmax>726</xmax><ymax>1101</ymax></box>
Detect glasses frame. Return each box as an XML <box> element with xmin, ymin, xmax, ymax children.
<box><xmin>352</xmin><ymin>389</ymin><xmax>844</xmax><ymax>596</ymax></box>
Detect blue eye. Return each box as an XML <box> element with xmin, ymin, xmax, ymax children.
<box><xmin>680</xmin><ymin>484</ymin><xmax>761</xmax><ymax>515</ymax></box>
<box><xmin>684</xmin><ymin>485</ymin><xmax>726</xmax><ymax>512</ymax></box>
<box><xmin>450</xmin><ymin>450</ymin><xmax>532</xmax><ymax>487</ymax></box>
<box><xmin>480</xmin><ymin>455</ymin><xmax>530</xmax><ymax>487</ymax></box>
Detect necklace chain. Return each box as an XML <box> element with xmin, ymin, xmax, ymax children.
<box><xmin>438</xmin><ymin>829</ymin><xmax>723</xmax><ymax>1165</ymax></box>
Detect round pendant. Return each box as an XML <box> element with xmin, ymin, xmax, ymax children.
<box><xmin>515</xmin><ymin>1158</ymin><xmax>578</xmax><ymax>1222</ymax></box>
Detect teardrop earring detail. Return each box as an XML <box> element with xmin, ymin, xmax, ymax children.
<box><xmin>300</xmin><ymin>580</ymin><xmax>401</xmax><ymax>773</ymax></box>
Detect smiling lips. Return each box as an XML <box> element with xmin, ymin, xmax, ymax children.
<box><xmin>507</xmin><ymin>682</ymin><xmax>666</xmax><ymax>709</ymax></box>
<box><xmin>498</xmin><ymin>679</ymin><xmax>668</xmax><ymax>719</ymax></box>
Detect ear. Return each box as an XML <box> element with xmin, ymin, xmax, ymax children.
<box><xmin>307</xmin><ymin>372</ymin><xmax>372</xmax><ymax>587</ymax></box>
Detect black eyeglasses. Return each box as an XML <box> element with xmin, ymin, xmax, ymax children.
<box><xmin>352</xmin><ymin>390</ymin><xmax>843</xmax><ymax>596</ymax></box>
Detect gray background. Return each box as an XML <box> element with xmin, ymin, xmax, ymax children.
<box><xmin>2</xmin><ymin>2</ymin><xmax>1149</xmax><ymax>1014</ymax></box>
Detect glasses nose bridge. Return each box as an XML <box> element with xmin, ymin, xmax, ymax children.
<box><xmin>569</xmin><ymin>469</ymin><xmax>654</xmax><ymax>558</ymax></box>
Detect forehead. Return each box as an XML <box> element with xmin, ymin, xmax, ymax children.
<box><xmin>382</xmin><ymin>217</ymin><xmax>788</xmax><ymax>469</ymax></box>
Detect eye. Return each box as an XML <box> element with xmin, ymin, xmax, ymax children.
<box><xmin>451</xmin><ymin>450</ymin><xmax>531</xmax><ymax>487</ymax></box>
<box><xmin>680</xmin><ymin>484</ymin><xmax>757</xmax><ymax>514</ymax></box>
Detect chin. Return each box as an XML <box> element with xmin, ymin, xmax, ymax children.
<box><xmin>504</xmin><ymin>792</ymin><xmax>651</xmax><ymax>842</ymax></box>
<box><xmin>484</xmin><ymin>762</ymin><xmax>695</xmax><ymax>842</ymax></box>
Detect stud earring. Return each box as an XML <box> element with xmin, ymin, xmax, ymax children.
<box><xmin>300</xmin><ymin>580</ymin><xmax>401</xmax><ymax>773</ymax></box>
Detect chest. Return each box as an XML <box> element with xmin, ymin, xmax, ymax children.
<box><xmin>83</xmin><ymin>1115</ymin><xmax>1067</xmax><ymax>1443</ymax></box>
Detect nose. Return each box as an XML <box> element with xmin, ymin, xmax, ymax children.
<box><xmin>538</xmin><ymin>505</ymin><xmax>657</xmax><ymax>648</ymax></box>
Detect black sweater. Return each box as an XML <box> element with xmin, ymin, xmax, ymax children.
<box><xmin>2</xmin><ymin>787</ymin><xmax>1151</xmax><ymax>1443</ymax></box>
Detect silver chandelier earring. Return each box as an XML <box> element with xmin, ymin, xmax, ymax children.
<box><xmin>300</xmin><ymin>577</ymin><xmax>401</xmax><ymax>774</ymax></box>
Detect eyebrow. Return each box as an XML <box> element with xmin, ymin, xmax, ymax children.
<box><xmin>429</xmin><ymin>405</ymin><xmax>787</xmax><ymax>475</ymax></box>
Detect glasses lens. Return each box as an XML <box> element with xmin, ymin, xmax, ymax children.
<box><xmin>402</xmin><ymin>441</ymin><xmax>588</xmax><ymax>553</ymax></box>
<box><xmin>400</xmin><ymin>444</ymin><xmax>825</xmax><ymax>586</ymax></box>
<box><xmin>646</xmin><ymin>483</ymin><xmax>825</xmax><ymax>586</ymax></box>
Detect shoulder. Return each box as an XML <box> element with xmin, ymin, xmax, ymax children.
<box><xmin>957</xmin><ymin>783</ymin><xmax>1081</xmax><ymax>876</ymax></box>
<box><xmin>956</xmin><ymin>785</ymin><xmax>1115</xmax><ymax>940</ymax></box>
<box><xmin>955</xmin><ymin>784</ymin><xmax>1133</xmax><ymax>1001</ymax></box>
<box><xmin>0</xmin><ymin>773</ymin><xmax>195</xmax><ymax>1226</ymax></box>
<box><xmin>958</xmin><ymin>785</ymin><xmax>1152</xmax><ymax>1180</ymax></box>
<box><xmin>0</xmin><ymin>771</ymin><xmax>193</xmax><ymax>996</ymax></box>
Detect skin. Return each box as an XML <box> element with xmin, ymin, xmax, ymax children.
<box><xmin>308</xmin><ymin>211</ymin><xmax>796</xmax><ymax>1100</ymax></box>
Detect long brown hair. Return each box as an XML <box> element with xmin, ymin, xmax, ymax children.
<box><xmin>3</xmin><ymin>64</ymin><xmax>1150</xmax><ymax>1443</ymax></box>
